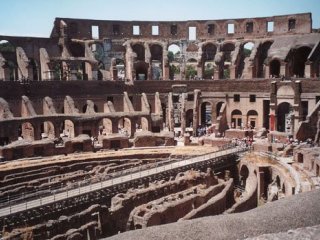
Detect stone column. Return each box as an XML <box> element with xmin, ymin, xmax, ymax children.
<box><xmin>144</xmin><ymin>42</ymin><xmax>152</xmax><ymax>80</ymax></box>
<box><xmin>264</xmin><ymin>65</ymin><xmax>270</xmax><ymax>78</ymax></box>
<box><xmin>305</xmin><ymin>61</ymin><xmax>312</xmax><ymax>78</ymax></box>
<box><xmin>162</xmin><ymin>43</ymin><xmax>169</xmax><ymax>80</ymax></box>
<box><xmin>85</xmin><ymin>62</ymin><xmax>93</xmax><ymax>80</ymax></box>
<box><xmin>0</xmin><ymin>53</ymin><xmax>6</xmax><ymax>80</ymax></box>
<box><xmin>193</xmin><ymin>90</ymin><xmax>201</xmax><ymax>135</ymax></box>
<box><xmin>280</xmin><ymin>62</ymin><xmax>286</xmax><ymax>77</ymax></box>
<box><xmin>229</xmin><ymin>66</ymin><xmax>236</xmax><ymax>79</ymax></box>
<box><xmin>124</xmin><ymin>42</ymin><xmax>133</xmax><ymax>83</ymax></box>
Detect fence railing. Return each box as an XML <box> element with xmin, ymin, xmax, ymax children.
<box><xmin>0</xmin><ymin>145</ymin><xmax>248</xmax><ymax>217</ymax></box>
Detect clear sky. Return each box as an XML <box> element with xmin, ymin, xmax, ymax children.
<box><xmin>0</xmin><ymin>0</ymin><xmax>319</xmax><ymax>37</ymax></box>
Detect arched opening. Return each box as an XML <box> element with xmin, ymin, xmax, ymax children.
<box><xmin>186</xmin><ymin>59</ymin><xmax>197</xmax><ymax>80</ymax></box>
<box><xmin>220</xmin><ymin>43</ymin><xmax>235</xmax><ymax>79</ymax></box>
<box><xmin>18</xmin><ymin>122</ymin><xmax>35</xmax><ymax>141</ymax></box>
<box><xmin>118</xmin><ymin>117</ymin><xmax>131</xmax><ymax>137</ymax></box>
<box><xmin>202</xmin><ymin>43</ymin><xmax>217</xmax><ymax>79</ymax></box>
<box><xmin>132</xmin><ymin>44</ymin><xmax>145</xmax><ymax>61</ymax></box>
<box><xmin>239</xmin><ymin>165</ymin><xmax>249</xmax><ymax>188</ymax></box>
<box><xmin>28</xmin><ymin>58</ymin><xmax>39</xmax><ymax>81</ymax></box>
<box><xmin>69</xmin><ymin>42</ymin><xmax>85</xmax><ymax>57</ymax></box>
<box><xmin>82</xmin><ymin>103</ymin><xmax>98</xmax><ymax>113</ymax></box>
<box><xmin>186</xmin><ymin>109</ymin><xmax>193</xmax><ymax>128</ymax></box>
<box><xmin>236</xmin><ymin>42</ymin><xmax>254</xmax><ymax>78</ymax></box>
<box><xmin>256</xmin><ymin>41</ymin><xmax>273</xmax><ymax>78</ymax></box>
<box><xmin>291</xmin><ymin>46</ymin><xmax>312</xmax><ymax>78</ymax></box>
<box><xmin>168</xmin><ymin>44</ymin><xmax>181</xmax><ymax>80</ymax></box>
<box><xmin>60</xmin><ymin>119</ymin><xmax>75</xmax><ymax>138</ymax></box>
<box><xmin>134</xmin><ymin>61</ymin><xmax>148</xmax><ymax>80</ymax></box>
<box><xmin>140</xmin><ymin>117</ymin><xmax>149</xmax><ymax>131</ymax></box>
<box><xmin>269</xmin><ymin>59</ymin><xmax>280</xmax><ymax>78</ymax></box>
<box><xmin>98</xmin><ymin>118</ymin><xmax>113</xmax><ymax>136</ymax></box>
<box><xmin>247</xmin><ymin>110</ymin><xmax>258</xmax><ymax>129</ymax></box>
<box><xmin>0</xmin><ymin>40</ymin><xmax>18</xmax><ymax>81</ymax></box>
<box><xmin>150</xmin><ymin>44</ymin><xmax>163</xmax><ymax>80</ymax></box>
<box><xmin>115</xmin><ymin>58</ymin><xmax>125</xmax><ymax>80</ymax></box>
<box><xmin>41</xmin><ymin>121</ymin><xmax>55</xmax><ymax>139</ymax></box>
<box><xmin>200</xmin><ymin>102</ymin><xmax>212</xmax><ymax>126</ymax></box>
<box><xmin>276</xmin><ymin>102</ymin><xmax>293</xmax><ymax>133</ymax></box>
<box><xmin>216</xmin><ymin>102</ymin><xmax>224</xmax><ymax>118</ymax></box>
<box><xmin>231</xmin><ymin>109</ymin><xmax>242</xmax><ymax>129</ymax></box>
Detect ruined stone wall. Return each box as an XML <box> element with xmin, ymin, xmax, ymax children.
<box><xmin>55</xmin><ymin>13</ymin><xmax>311</xmax><ymax>41</ymax></box>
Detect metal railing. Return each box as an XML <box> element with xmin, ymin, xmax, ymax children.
<box><xmin>0</xmin><ymin>145</ymin><xmax>248</xmax><ymax>218</ymax></box>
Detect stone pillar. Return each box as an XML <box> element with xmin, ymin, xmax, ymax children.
<box><xmin>180</xmin><ymin>93</ymin><xmax>186</xmax><ymax>135</ymax></box>
<box><xmin>144</xmin><ymin>42</ymin><xmax>151</xmax><ymax>80</ymax></box>
<box><xmin>305</xmin><ymin>61</ymin><xmax>312</xmax><ymax>78</ymax></box>
<box><xmin>16</xmin><ymin>47</ymin><xmax>29</xmax><ymax>80</ymax></box>
<box><xmin>280</xmin><ymin>62</ymin><xmax>286</xmax><ymax>77</ymax></box>
<box><xmin>85</xmin><ymin>62</ymin><xmax>93</xmax><ymax>80</ymax></box>
<box><xmin>264</xmin><ymin>65</ymin><xmax>270</xmax><ymax>78</ymax></box>
<box><xmin>124</xmin><ymin>42</ymin><xmax>133</xmax><ymax>83</ymax></box>
<box><xmin>197</xmin><ymin>63</ymin><xmax>202</xmax><ymax>79</ymax></box>
<box><xmin>229</xmin><ymin>66</ymin><xmax>236</xmax><ymax>79</ymax></box>
<box><xmin>162</xmin><ymin>44</ymin><xmax>169</xmax><ymax>80</ymax></box>
<box><xmin>193</xmin><ymin>90</ymin><xmax>201</xmax><ymax>136</ymax></box>
<box><xmin>0</xmin><ymin>53</ymin><xmax>6</xmax><ymax>80</ymax></box>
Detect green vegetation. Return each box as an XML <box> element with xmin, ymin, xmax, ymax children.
<box><xmin>0</xmin><ymin>41</ymin><xmax>15</xmax><ymax>52</ymax></box>
<box><xmin>186</xmin><ymin>65</ymin><xmax>197</xmax><ymax>79</ymax></box>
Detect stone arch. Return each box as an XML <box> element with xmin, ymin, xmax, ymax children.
<box><xmin>200</xmin><ymin>102</ymin><xmax>212</xmax><ymax>126</ymax></box>
<box><xmin>118</xmin><ymin>117</ymin><xmax>131</xmax><ymax>137</ymax></box>
<box><xmin>290</xmin><ymin>46</ymin><xmax>312</xmax><ymax>78</ymax></box>
<box><xmin>237</xmin><ymin>41</ymin><xmax>255</xmax><ymax>78</ymax></box>
<box><xmin>256</xmin><ymin>41</ymin><xmax>273</xmax><ymax>78</ymax></box>
<box><xmin>28</xmin><ymin>58</ymin><xmax>40</xmax><ymax>81</ymax></box>
<box><xmin>0</xmin><ymin>40</ymin><xmax>18</xmax><ymax>81</ymax></box>
<box><xmin>19</xmin><ymin>122</ymin><xmax>35</xmax><ymax>141</ymax></box>
<box><xmin>41</xmin><ymin>121</ymin><xmax>55</xmax><ymax>139</ymax></box>
<box><xmin>98</xmin><ymin>118</ymin><xmax>113</xmax><ymax>136</ymax></box>
<box><xmin>276</xmin><ymin>102</ymin><xmax>293</xmax><ymax>133</ymax></box>
<box><xmin>168</xmin><ymin>43</ymin><xmax>181</xmax><ymax>80</ymax></box>
<box><xmin>132</xmin><ymin>43</ymin><xmax>145</xmax><ymax>61</ymax></box>
<box><xmin>220</xmin><ymin>42</ymin><xmax>235</xmax><ymax>79</ymax></box>
<box><xmin>61</xmin><ymin>119</ymin><xmax>75</xmax><ymax>138</ymax></box>
<box><xmin>216</xmin><ymin>101</ymin><xmax>224</xmax><ymax>118</ymax></box>
<box><xmin>140</xmin><ymin>117</ymin><xmax>149</xmax><ymax>131</ymax></box>
<box><xmin>247</xmin><ymin>110</ymin><xmax>258</xmax><ymax>129</ymax></box>
<box><xmin>269</xmin><ymin>59</ymin><xmax>281</xmax><ymax>78</ymax></box>
<box><xmin>186</xmin><ymin>43</ymin><xmax>198</xmax><ymax>52</ymax></box>
<box><xmin>134</xmin><ymin>61</ymin><xmax>148</xmax><ymax>80</ymax></box>
<box><xmin>82</xmin><ymin>103</ymin><xmax>98</xmax><ymax>113</ymax></box>
<box><xmin>231</xmin><ymin>109</ymin><xmax>242</xmax><ymax>129</ymax></box>
<box><xmin>202</xmin><ymin>43</ymin><xmax>217</xmax><ymax>79</ymax></box>
<box><xmin>150</xmin><ymin>44</ymin><xmax>163</xmax><ymax>80</ymax></box>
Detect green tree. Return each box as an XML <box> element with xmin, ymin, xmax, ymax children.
<box><xmin>168</xmin><ymin>51</ymin><xmax>174</xmax><ymax>62</ymax></box>
<box><xmin>185</xmin><ymin>65</ymin><xmax>197</xmax><ymax>79</ymax></box>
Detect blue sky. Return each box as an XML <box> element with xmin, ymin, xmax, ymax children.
<box><xmin>0</xmin><ymin>0</ymin><xmax>319</xmax><ymax>37</ymax></box>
